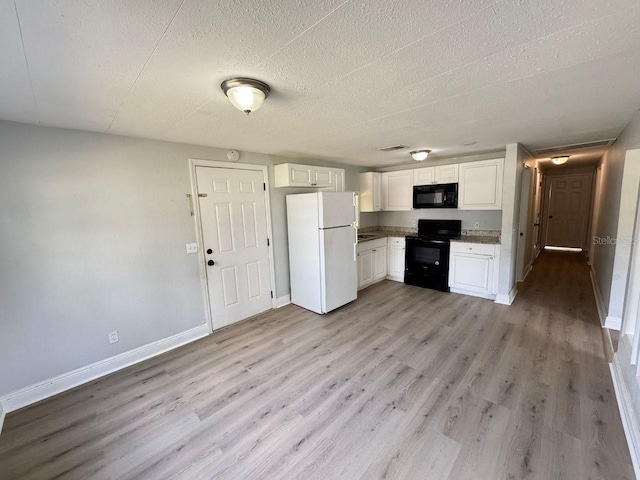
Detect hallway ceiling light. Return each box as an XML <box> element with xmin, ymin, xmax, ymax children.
<box><xmin>410</xmin><ymin>150</ymin><xmax>431</xmax><ymax>161</ymax></box>
<box><xmin>221</xmin><ymin>78</ymin><xmax>270</xmax><ymax>115</ymax></box>
<box><xmin>551</xmin><ymin>155</ymin><xmax>570</xmax><ymax>165</ymax></box>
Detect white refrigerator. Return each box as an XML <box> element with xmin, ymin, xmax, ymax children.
<box><xmin>286</xmin><ymin>192</ymin><xmax>358</xmax><ymax>314</ymax></box>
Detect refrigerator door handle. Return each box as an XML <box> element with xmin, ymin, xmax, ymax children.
<box><xmin>353</xmin><ymin>224</ymin><xmax>358</xmax><ymax>261</ymax></box>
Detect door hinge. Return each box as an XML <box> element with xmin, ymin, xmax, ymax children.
<box><xmin>271</xmin><ymin>291</ymin><xmax>273</xmax><ymax>298</ymax></box>
<box><xmin>267</xmin><ymin>238</ymin><xmax>270</xmax><ymax>246</ymax></box>
<box><xmin>263</xmin><ymin>183</ymin><xmax>266</xmax><ymax>191</ymax></box>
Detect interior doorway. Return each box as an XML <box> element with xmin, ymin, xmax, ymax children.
<box><xmin>190</xmin><ymin>160</ymin><xmax>276</xmax><ymax>332</ymax></box>
<box><xmin>542</xmin><ymin>173</ymin><xmax>594</xmax><ymax>250</ymax></box>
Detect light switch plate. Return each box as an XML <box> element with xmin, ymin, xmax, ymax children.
<box><xmin>186</xmin><ymin>243</ymin><xmax>198</xmax><ymax>254</ymax></box>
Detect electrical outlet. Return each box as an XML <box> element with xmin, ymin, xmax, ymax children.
<box><xmin>109</xmin><ymin>331</ymin><xmax>119</xmax><ymax>344</ymax></box>
<box><xmin>474</xmin><ymin>222</ymin><xmax>480</xmax><ymax>229</ymax></box>
<box><xmin>410</xmin><ymin>219</ymin><xmax>417</xmax><ymax>227</ymax></box>
<box><xmin>186</xmin><ymin>243</ymin><xmax>198</xmax><ymax>254</ymax></box>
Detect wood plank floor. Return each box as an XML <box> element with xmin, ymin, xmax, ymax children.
<box><xmin>0</xmin><ymin>251</ymin><xmax>633</xmax><ymax>479</ymax></box>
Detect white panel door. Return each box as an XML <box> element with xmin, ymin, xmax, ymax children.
<box><xmin>320</xmin><ymin>226</ymin><xmax>357</xmax><ymax>312</ymax></box>
<box><xmin>545</xmin><ymin>174</ymin><xmax>592</xmax><ymax>249</ymax></box>
<box><xmin>196</xmin><ymin>167</ymin><xmax>272</xmax><ymax>330</ymax></box>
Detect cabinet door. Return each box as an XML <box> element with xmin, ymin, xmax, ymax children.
<box><xmin>289</xmin><ymin>164</ymin><xmax>314</xmax><ymax>186</ymax></box>
<box><xmin>382</xmin><ymin>170</ymin><xmax>413</xmax><ymax>211</ymax></box>
<box><xmin>388</xmin><ymin>245</ymin><xmax>405</xmax><ymax>280</ymax></box>
<box><xmin>312</xmin><ymin>167</ymin><xmax>333</xmax><ymax>188</ymax></box>
<box><xmin>373</xmin><ymin>173</ymin><xmax>381</xmax><ymax>211</ymax></box>
<box><xmin>373</xmin><ymin>246</ymin><xmax>387</xmax><ymax>280</ymax></box>
<box><xmin>413</xmin><ymin>167</ymin><xmax>435</xmax><ymax>186</ymax></box>
<box><xmin>459</xmin><ymin>158</ymin><xmax>504</xmax><ymax>210</ymax></box>
<box><xmin>449</xmin><ymin>253</ymin><xmax>493</xmax><ymax>294</ymax></box>
<box><xmin>358</xmin><ymin>249</ymin><xmax>374</xmax><ymax>288</ymax></box>
<box><xmin>435</xmin><ymin>164</ymin><xmax>459</xmax><ymax>184</ymax></box>
<box><xmin>333</xmin><ymin>169</ymin><xmax>345</xmax><ymax>192</ymax></box>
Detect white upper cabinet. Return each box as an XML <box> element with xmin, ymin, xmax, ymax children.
<box><xmin>382</xmin><ymin>170</ymin><xmax>413</xmax><ymax>211</ymax></box>
<box><xmin>333</xmin><ymin>169</ymin><xmax>345</xmax><ymax>192</ymax></box>
<box><xmin>458</xmin><ymin>158</ymin><xmax>504</xmax><ymax>210</ymax></box>
<box><xmin>312</xmin><ymin>166</ymin><xmax>333</xmax><ymax>188</ymax></box>
<box><xmin>413</xmin><ymin>167</ymin><xmax>435</xmax><ymax>186</ymax></box>
<box><xmin>413</xmin><ymin>164</ymin><xmax>459</xmax><ymax>185</ymax></box>
<box><xmin>435</xmin><ymin>164</ymin><xmax>459</xmax><ymax>184</ymax></box>
<box><xmin>275</xmin><ymin>163</ymin><xmax>344</xmax><ymax>190</ymax></box>
<box><xmin>359</xmin><ymin>172</ymin><xmax>382</xmax><ymax>212</ymax></box>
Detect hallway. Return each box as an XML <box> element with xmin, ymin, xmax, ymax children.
<box><xmin>0</xmin><ymin>252</ymin><xmax>633</xmax><ymax>479</ymax></box>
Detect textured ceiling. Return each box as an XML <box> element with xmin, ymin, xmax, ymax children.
<box><xmin>2</xmin><ymin>0</ymin><xmax>640</xmax><ymax>167</ymax></box>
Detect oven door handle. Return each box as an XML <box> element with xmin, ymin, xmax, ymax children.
<box><xmin>408</xmin><ymin>239</ymin><xmax>448</xmax><ymax>245</ymax></box>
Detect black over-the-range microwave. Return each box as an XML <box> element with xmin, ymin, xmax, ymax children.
<box><xmin>413</xmin><ymin>183</ymin><xmax>458</xmax><ymax>209</ymax></box>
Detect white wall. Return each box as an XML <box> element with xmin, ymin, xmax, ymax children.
<box><xmin>497</xmin><ymin>143</ymin><xmax>535</xmax><ymax>302</ymax></box>
<box><xmin>592</xmin><ymin>110</ymin><xmax>640</xmax><ymax>326</ymax></box>
<box><xmin>378</xmin><ymin>210</ymin><xmax>502</xmax><ymax>231</ymax></box>
<box><xmin>0</xmin><ymin>120</ymin><xmax>365</xmax><ymax>397</ymax></box>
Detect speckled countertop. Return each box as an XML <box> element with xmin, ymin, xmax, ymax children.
<box><xmin>450</xmin><ymin>235</ymin><xmax>500</xmax><ymax>245</ymax></box>
<box><xmin>358</xmin><ymin>226</ymin><xmax>500</xmax><ymax>244</ymax></box>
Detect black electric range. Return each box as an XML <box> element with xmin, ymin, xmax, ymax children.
<box><xmin>404</xmin><ymin>219</ymin><xmax>461</xmax><ymax>292</ymax></box>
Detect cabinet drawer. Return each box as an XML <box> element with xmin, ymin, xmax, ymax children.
<box><xmin>450</xmin><ymin>242</ymin><xmax>496</xmax><ymax>256</ymax></box>
<box><xmin>387</xmin><ymin>237</ymin><xmax>405</xmax><ymax>247</ymax></box>
<box><xmin>357</xmin><ymin>237</ymin><xmax>387</xmax><ymax>253</ymax></box>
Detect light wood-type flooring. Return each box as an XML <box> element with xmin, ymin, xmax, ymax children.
<box><xmin>0</xmin><ymin>251</ymin><xmax>633</xmax><ymax>479</ymax></box>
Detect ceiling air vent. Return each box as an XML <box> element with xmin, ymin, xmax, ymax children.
<box><xmin>377</xmin><ymin>145</ymin><xmax>409</xmax><ymax>152</ymax></box>
<box><xmin>534</xmin><ymin>138</ymin><xmax>616</xmax><ymax>156</ymax></box>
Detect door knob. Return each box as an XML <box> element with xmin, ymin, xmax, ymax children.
<box><xmin>207</xmin><ymin>260</ymin><xmax>215</xmax><ymax>266</ymax></box>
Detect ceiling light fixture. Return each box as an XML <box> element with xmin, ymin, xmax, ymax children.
<box><xmin>221</xmin><ymin>77</ymin><xmax>270</xmax><ymax>115</ymax></box>
<box><xmin>410</xmin><ymin>150</ymin><xmax>431</xmax><ymax>161</ymax></box>
<box><xmin>551</xmin><ymin>155</ymin><xmax>570</xmax><ymax>165</ymax></box>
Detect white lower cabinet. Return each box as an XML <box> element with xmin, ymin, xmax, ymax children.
<box><xmin>387</xmin><ymin>237</ymin><xmax>405</xmax><ymax>282</ymax></box>
<box><xmin>357</xmin><ymin>237</ymin><xmax>388</xmax><ymax>290</ymax></box>
<box><xmin>448</xmin><ymin>242</ymin><xmax>500</xmax><ymax>299</ymax></box>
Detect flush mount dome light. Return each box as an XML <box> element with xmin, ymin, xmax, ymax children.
<box><xmin>221</xmin><ymin>77</ymin><xmax>270</xmax><ymax>115</ymax></box>
<box><xmin>551</xmin><ymin>155</ymin><xmax>570</xmax><ymax>165</ymax></box>
<box><xmin>410</xmin><ymin>150</ymin><xmax>431</xmax><ymax>161</ymax></box>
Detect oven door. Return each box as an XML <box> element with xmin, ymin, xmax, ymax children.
<box><xmin>404</xmin><ymin>237</ymin><xmax>451</xmax><ymax>291</ymax></box>
<box><xmin>405</xmin><ymin>238</ymin><xmax>449</xmax><ymax>271</ymax></box>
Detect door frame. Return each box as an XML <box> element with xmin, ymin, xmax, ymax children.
<box><xmin>188</xmin><ymin>158</ymin><xmax>277</xmax><ymax>333</ymax></box>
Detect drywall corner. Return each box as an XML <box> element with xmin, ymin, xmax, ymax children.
<box><xmin>0</xmin><ymin>402</ymin><xmax>5</xmax><ymax>437</ymax></box>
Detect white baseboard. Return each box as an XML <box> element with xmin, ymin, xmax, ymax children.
<box><xmin>495</xmin><ymin>286</ymin><xmax>517</xmax><ymax>305</ymax></box>
<box><xmin>0</xmin><ymin>402</ymin><xmax>5</xmax><ymax>437</ymax></box>
<box><xmin>590</xmin><ymin>268</ymin><xmax>607</xmax><ymax>326</ymax></box>
<box><xmin>275</xmin><ymin>294</ymin><xmax>291</xmax><ymax>308</ymax></box>
<box><xmin>0</xmin><ymin>324</ymin><xmax>209</xmax><ymax>413</ymax></box>
<box><xmin>521</xmin><ymin>263</ymin><xmax>533</xmax><ymax>282</ymax></box>
<box><xmin>610</xmin><ymin>356</ymin><xmax>640</xmax><ymax>478</ymax></box>
<box><xmin>605</xmin><ymin>316</ymin><xmax>623</xmax><ymax>331</ymax></box>
<box><xmin>450</xmin><ymin>287</ymin><xmax>496</xmax><ymax>301</ymax></box>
